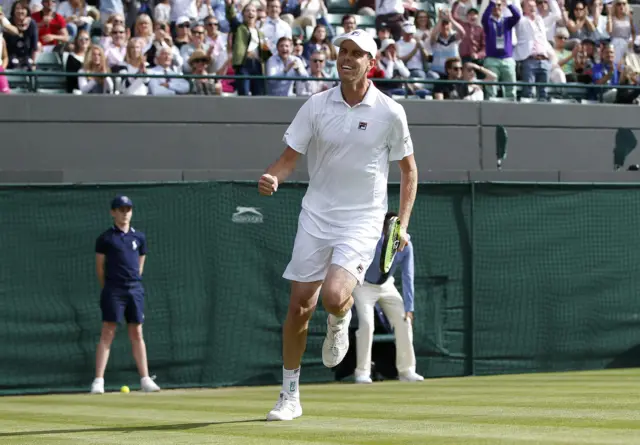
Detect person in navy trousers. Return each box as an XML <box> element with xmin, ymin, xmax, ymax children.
<box><xmin>90</xmin><ymin>195</ymin><xmax>160</xmax><ymax>394</ymax></box>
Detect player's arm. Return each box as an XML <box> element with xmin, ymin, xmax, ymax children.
<box><xmin>259</xmin><ymin>97</ymin><xmax>314</xmax><ymax>196</ymax></box>
<box><xmin>95</xmin><ymin>254</ymin><xmax>105</xmax><ymax>289</ymax></box>
<box><xmin>259</xmin><ymin>147</ymin><xmax>301</xmax><ymax>195</ymax></box>
<box><xmin>398</xmin><ymin>153</ymin><xmax>418</xmax><ymax>232</ymax></box>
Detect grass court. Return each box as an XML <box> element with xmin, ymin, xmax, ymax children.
<box><xmin>1</xmin><ymin>369</ymin><xmax>639</xmax><ymax>444</ymax></box>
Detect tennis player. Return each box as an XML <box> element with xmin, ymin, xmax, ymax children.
<box><xmin>353</xmin><ymin>211</ymin><xmax>424</xmax><ymax>384</ymax></box>
<box><xmin>90</xmin><ymin>195</ymin><xmax>160</xmax><ymax>394</ymax></box>
<box><xmin>258</xmin><ymin>29</ymin><xmax>418</xmax><ymax>421</ymax></box>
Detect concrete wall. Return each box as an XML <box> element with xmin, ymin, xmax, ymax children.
<box><xmin>2</xmin><ymin>95</ymin><xmax>640</xmax><ymax>183</ymax></box>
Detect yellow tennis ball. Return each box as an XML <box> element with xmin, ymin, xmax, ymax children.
<box><xmin>120</xmin><ymin>385</ymin><xmax>130</xmax><ymax>394</ymax></box>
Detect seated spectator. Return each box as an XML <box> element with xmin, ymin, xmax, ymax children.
<box><xmin>64</xmin><ymin>29</ymin><xmax>90</xmax><ymax>92</ymax></box>
<box><xmin>566</xmin><ymin>42</ymin><xmax>593</xmax><ymax>83</ymax></box>
<box><xmin>260</xmin><ymin>0</ymin><xmax>292</xmax><ymax>55</ymax></box>
<box><xmin>413</xmin><ymin>10</ymin><xmax>432</xmax><ymax>44</ymax></box>
<box><xmin>104</xmin><ymin>22</ymin><xmax>127</xmax><ymax>68</ymax></box>
<box><xmin>457</xmin><ymin>7</ymin><xmax>485</xmax><ymax>64</ymax></box>
<box><xmin>482</xmin><ymin>0</ymin><xmax>519</xmax><ymax>99</ymax></box>
<box><xmin>266</xmin><ymin>36</ymin><xmax>307</xmax><ymax>96</ymax></box>
<box><xmin>291</xmin><ymin>37</ymin><xmax>308</xmax><ymax>70</ymax></box>
<box><xmin>368</xmin><ymin>50</ymin><xmax>386</xmax><ymax>86</ymax></box>
<box><xmin>615</xmin><ymin>63</ymin><xmax>640</xmax><ymax>104</ymax></box>
<box><xmin>99</xmin><ymin>14</ymin><xmax>127</xmax><ymax>48</ymax></box>
<box><xmin>374</xmin><ymin>22</ymin><xmax>391</xmax><ymax>49</ymax></box>
<box><xmin>606</xmin><ymin>0</ymin><xmax>634</xmax><ymax>66</ymax></box>
<box><xmin>148</xmin><ymin>45</ymin><xmax>190</xmax><ymax>94</ymax></box>
<box><xmin>180</xmin><ymin>21</ymin><xmax>210</xmax><ymax>73</ymax></box>
<box><xmin>341</xmin><ymin>14</ymin><xmax>357</xmax><ymax>35</ymax></box>
<box><xmin>5</xmin><ymin>1</ymin><xmax>38</xmax><ymax>70</ymax></box>
<box><xmin>590</xmin><ymin>42</ymin><xmax>618</xmax><ymax>101</ymax></box>
<box><xmin>188</xmin><ymin>49</ymin><xmax>222</xmax><ymax>94</ymax></box>
<box><xmin>33</xmin><ymin>0</ymin><xmax>69</xmax><ymax>53</ymax></box>
<box><xmin>227</xmin><ymin>1</ymin><xmax>269</xmax><ymax>96</ymax></box>
<box><xmin>377</xmin><ymin>38</ymin><xmax>412</xmax><ymax>95</ymax></box>
<box><xmin>462</xmin><ymin>60</ymin><xmax>498</xmax><ymax>100</ymax></box>
<box><xmin>580</xmin><ymin>37</ymin><xmax>597</xmax><ymax>66</ymax></box>
<box><xmin>589</xmin><ymin>0</ymin><xmax>608</xmax><ymax>39</ymax></box>
<box><xmin>170</xmin><ymin>0</ymin><xmax>198</xmax><ymax>29</ymax></box>
<box><xmin>57</xmin><ymin>0</ymin><xmax>93</xmax><ymax>39</ymax></box>
<box><xmin>146</xmin><ymin>21</ymin><xmax>183</xmax><ymax>69</ymax></box>
<box><xmin>173</xmin><ymin>16</ymin><xmax>192</xmax><ymax>50</ymax></box>
<box><xmin>551</xmin><ymin>27</ymin><xmax>573</xmax><ymax>83</ymax></box>
<box><xmin>430</xmin><ymin>8</ymin><xmax>465</xmax><ymax>77</ymax></box>
<box><xmin>296</xmin><ymin>49</ymin><xmax>333</xmax><ymax>95</ymax></box>
<box><xmin>562</xmin><ymin>1</ymin><xmax>597</xmax><ymax>47</ymax></box>
<box><xmin>133</xmin><ymin>13</ymin><xmax>154</xmax><ymax>54</ymax></box>
<box><xmin>114</xmin><ymin>37</ymin><xmax>149</xmax><ymax>95</ymax></box>
<box><xmin>77</xmin><ymin>44</ymin><xmax>114</xmax><ymax>94</ymax></box>
<box><xmin>154</xmin><ymin>0</ymin><xmax>171</xmax><ymax>24</ymax></box>
<box><xmin>396</xmin><ymin>22</ymin><xmax>437</xmax><ymax>79</ymax></box>
<box><xmin>433</xmin><ymin>56</ymin><xmax>473</xmax><ymax>99</ymax></box>
<box><xmin>302</xmin><ymin>24</ymin><xmax>335</xmax><ymax>70</ymax></box>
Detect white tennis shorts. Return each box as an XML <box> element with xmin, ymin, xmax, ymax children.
<box><xmin>283</xmin><ymin>213</ymin><xmax>380</xmax><ymax>285</ymax></box>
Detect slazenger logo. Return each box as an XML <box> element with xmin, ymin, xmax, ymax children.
<box><xmin>232</xmin><ymin>206</ymin><xmax>264</xmax><ymax>224</ymax></box>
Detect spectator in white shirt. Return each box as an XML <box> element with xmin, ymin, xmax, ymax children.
<box><xmin>462</xmin><ymin>60</ymin><xmax>498</xmax><ymax>100</ymax></box>
<box><xmin>266</xmin><ymin>36</ymin><xmax>307</xmax><ymax>96</ymax></box>
<box><xmin>155</xmin><ymin>0</ymin><xmax>172</xmax><ymax>23</ymax></box>
<box><xmin>535</xmin><ymin>0</ymin><xmax>562</xmax><ymax>42</ymax></box>
<box><xmin>293</xmin><ymin>0</ymin><xmax>328</xmax><ymax>30</ymax></box>
<box><xmin>260</xmin><ymin>0</ymin><xmax>292</xmax><ymax>55</ymax></box>
<box><xmin>514</xmin><ymin>0</ymin><xmax>555</xmax><ymax>99</ymax></box>
<box><xmin>78</xmin><ymin>45</ymin><xmax>114</xmax><ymax>94</ymax></box>
<box><xmin>148</xmin><ymin>46</ymin><xmax>191</xmax><ymax>95</ymax></box>
<box><xmin>104</xmin><ymin>23</ymin><xmax>127</xmax><ymax>68</ymax></box>
<box><xmin>115</xmin><ymin>37</ymin><xmax>150</xmax><ymax>95</ymax></box>
<box><xmin>296</xmin><ymin>49</ymin><xmax>334</xmax><ymax>95</ymax></box>
<box><xmin>396</xmin><ymin>22</ymin><xmax>436</xmax><ymax>79</ymax></box>
<box><xmin>378</xmin><ymin>38</ymin><xmax>412</xmax><ymax>95</ymax></box>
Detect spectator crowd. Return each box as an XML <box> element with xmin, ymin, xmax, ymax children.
<box><xmin>0</xmin><ymin>0</ymin><xmax>638</xmax><ymax>102</ymax></box>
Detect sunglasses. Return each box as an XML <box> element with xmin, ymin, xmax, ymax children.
<box><xmin>111</xmin><ymin>30</ymin><xmax>125</xmax><ymax>34</ymax></box>
<box><xmin>178</xmin><ymin>23</ymin><xmax>190</xmax><ymax>28</ymax></box>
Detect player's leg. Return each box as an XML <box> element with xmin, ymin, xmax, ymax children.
<box><xmin>125</xmin><ymin>290</ymin><xmax>160</xmax><ymax>392</ymax></box>
<box><xmin>352</xmin><ymin>283</ymin><xmax>381</xmax><ymax>383</ymax></box>
<box><xmin>269</xmin><ymin>221</ymin><xmax>331</xmax><ymax>421</ymax></box>
<box><xmin>92</xmin><ymin>290</ymin><xmax>124</xmax><ymax>394</ymax></box>
<box><xmin>377</xmin><ymin>278</ymin><xmax>423</xmax><ymax>382</ymax></box>
<box><xmin>321</xmin><ymin>234</ymin><xmax>379</xmax><ymax>368</ymax></box>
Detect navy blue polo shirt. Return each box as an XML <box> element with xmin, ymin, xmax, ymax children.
<box><xmin>95</xmin><ymin>226</ymin><xmax>147</xmax><ymax>287</ymax></box>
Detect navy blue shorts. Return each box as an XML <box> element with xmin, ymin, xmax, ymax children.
<box><xmin>100</xmin><ymin>285</ymin><xmax>145</xmax><ymax>324</ymax></box>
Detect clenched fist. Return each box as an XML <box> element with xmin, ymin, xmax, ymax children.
<box><xmin>258</xmin><ymin>174</ymin><xmax>278</xmax><ymax>196</ymax></box>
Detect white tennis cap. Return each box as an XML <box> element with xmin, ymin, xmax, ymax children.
<box><xmin>333</xmin><ymin>30</ymin><xmax>378</xmax><ymax>59</ymax></box>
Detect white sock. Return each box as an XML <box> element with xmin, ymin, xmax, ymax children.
<box><xmin>93</xmin><ymin>377</ymin><xmax>104</xmax><ymax>383</ymax></box>
<box><xmin>282</xmin><ymin>367</ymin><xmax>300</xmax><ymax>397</ymax></box>
<box><xmin>329</xmin><ymin>313</ymin><xmax>346</xmax><ymax>324</ymax></box>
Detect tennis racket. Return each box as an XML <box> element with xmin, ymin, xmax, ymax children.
<box><xmin>380</xmin><ymin>216</ymin><xmax>401</xmax><ymax>274</ymax></box>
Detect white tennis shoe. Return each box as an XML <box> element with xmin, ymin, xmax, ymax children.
<box><xmin>399</xmin><ymin>371</ymin><xmax>424</xmax><ymax>382</ymax></box>
<box><xmin>322</xmin><ymin>310</ymin><xmax>352</xmax><ymax>368</ymax></box>
<box><xmin>141</xmin><ymin>376</ymin><xmax>161</xmax><ymax>392</ymax></box>
<box><xmin>266</xmin><ymin>392</ymin><xmax>303</xmax><ymax>421</ymax></box>
<box><xmin>90</xmin><ymin>378</ymin><xmax>104</xmax><ymax>394</ymax></box>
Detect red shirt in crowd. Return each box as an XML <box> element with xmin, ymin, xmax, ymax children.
<box><xmin>33</xmin><ymin>12</ymin><xmax>67</xmax><ymax>47</ymax></box>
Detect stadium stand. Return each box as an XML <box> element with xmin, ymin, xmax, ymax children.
<box><xmin>1</xmin><ymin>0</ymin><xmax>640</xmax><ymax>102</ymax></box>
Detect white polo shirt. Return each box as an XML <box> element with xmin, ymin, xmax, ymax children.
<box><xmin>283</xmin><ymin>83</ymin><xmax>414</xmax><ymax>240</ymax></box>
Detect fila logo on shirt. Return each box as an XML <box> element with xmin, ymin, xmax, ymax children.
<box><xmin>358</xmin><ymin>122</ymin><xmax>367</xmax><ymax>131</ymax></box>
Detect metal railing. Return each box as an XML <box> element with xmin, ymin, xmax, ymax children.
<box><xmin>4</xmin><ymin>69</ymin><xmax>639</xmax><ymax>103</ymax></box>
